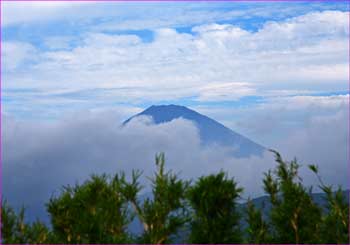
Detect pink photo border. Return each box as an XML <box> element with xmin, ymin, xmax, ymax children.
<box><xmin>0</xmin><ymin>0</ymin><xmax>349</xmax><ymax>244</ymax></box>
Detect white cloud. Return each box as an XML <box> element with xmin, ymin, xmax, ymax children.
<box><xmin>2</xmin><ymin>42</ymin><xmax>37</xmax><ymax>71</ymax></box>
<box><xmin>260</xmin><ymin>94</ymin><xmax>349</xmax><ymax>111</ymax></box>
<box><xmin>3</xmin><ymin>111</ymin><xmax>276</xmax><ymax>222</ymax></box>
<box><xmin>3</xmin><ymin>104</ymin><xmax>348</xmax><ymax>222</ymax></box>
<box><xmin>192</xmin><ymin>94</ymin><xmax>349</xmax><ymax>148</ymax></box>
<box><xmin>197</xmin><ymin>82</ymin><xmax>256</xmax><ymax>101</ymax></box>
<box><xmin>1</xmin><ymin>2</ymin><xmax>97</xmax><ymax>26</ymax></box>
<box><xmin>193</xmin><ymin>94</ymin><xmax>349</xmax><ymax>192</ymax></box>
<box><xmin>1</xmin><ymin>2</ymin><xmax>248</xmax><ymax>29</ymax></box>
<box><xmin>3</xmin><ymin>10</ymin><xmax>348</xmax><ymax>110</ymax></box>
<box><xmin>43</xmin><ymin>36</ymin><xmax>76</xmax><ymax>50</ymax></box>
<box><xmin>257</xmin><ymin>11</ymin><xmax>348</xmax><ymax>42</ymax></box>
<box><xmin>2</xmin><ymin>1</ymin><xmax>346</xmax><ymax>31</ymax></box>
<box><xmin>278</xmin><ymin>108</ymin><xmax>349</xmax><ymax>191</ymax></box>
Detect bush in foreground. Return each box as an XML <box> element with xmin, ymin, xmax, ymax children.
<box><xmin>1</xmin><ymin>151</ymin><xmax>349</xmax><ymax>244</ymax></box>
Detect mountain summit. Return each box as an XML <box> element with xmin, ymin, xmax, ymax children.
<box><xmin>124</xmin><ymin>104</ymin><xmax>265</xmax><ymax>157</ymax></box>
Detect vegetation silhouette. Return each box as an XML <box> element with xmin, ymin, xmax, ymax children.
<box><xmin>1</xmin><ymin>151</ymin><xmax>349</xmax><ymax>244</ymax></box>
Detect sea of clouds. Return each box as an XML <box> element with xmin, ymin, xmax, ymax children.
<box><xmin>3</xmin><ymin>106</ymin><xmax>348</xmax><ymax>223</ymax></box>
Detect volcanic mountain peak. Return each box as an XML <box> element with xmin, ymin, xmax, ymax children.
<box><xmin>124</xmin><ymin>104</ymin><xmax>265</xmax><ymax>157</ymax></box>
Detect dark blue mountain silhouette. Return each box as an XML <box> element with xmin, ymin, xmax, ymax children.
<box><xmin>124</xmin><ymin>104</ymin><xmax>265</xmax><ymax>157</ymax></box>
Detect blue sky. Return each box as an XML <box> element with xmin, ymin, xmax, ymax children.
<box><xmin>2</xmin><ymin>1</ymin><xmax>349</xmax><ymax>144</ymax></box>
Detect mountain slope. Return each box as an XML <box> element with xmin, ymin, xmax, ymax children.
<box><xmin>124</xmin><ymin>104</ymin><xmax>265</xmax><ymax>157</ymax></box>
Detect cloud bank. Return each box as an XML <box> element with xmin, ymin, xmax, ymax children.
<box><xmin>3</xmin><ymin>105</ymin><xmax>348</xmax><ymax>223</ymax></box>
<box><xmin>2</xmin><ymin>111</ymin><xmax>273</xmax><ymax>222</ymax></box>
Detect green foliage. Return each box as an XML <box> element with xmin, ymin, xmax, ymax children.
<box><xmin>263</xmin><ymin>150</ymin><xmax>322</xmax><ymax>243</ymax></box>
<box><xmin>245</xmin><ymin>200</ymin><xmax>271</xmax><ymax>243</ymax></box>
<box><xmin>1</xmin><ymin>151</ymin><xmax>349</xmax><ymax>244</ymax></box>
<box><xmin>122</xmin><ymin>153</ymin><xmax>189</xmax><ymax>244</ymax></box>
<box><xmin>1</xmin><ymin>201</ymin><xmax>52</xmax><ymax>244</ymax></box>
<box><xmin>319</xmin><ymin>186</ymin><xmax>350</xmax><ymax>243</ymax></box>
<box><xmin>46</xmin><ymin>174</ymin><xmax>132</xmax><ymax>243</ymax></box>
<box><xmin>310</xmin><ymin>164</ymin><xmax>350</xmax><ymax>243</ymax></box>
<box><xmin>187</xmin><ymin>171</ymin><xmax>243</xmax><ymax>243</ymax></box>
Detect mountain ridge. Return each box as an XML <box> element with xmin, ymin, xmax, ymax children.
<box><xmin>124</xmin><ymin>104</ymin><xmax>266</xmax><ymax>157</ymax></box>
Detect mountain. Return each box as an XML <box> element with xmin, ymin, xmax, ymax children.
<box><xmin>124</xmin><ymin>104</ymin><xmax>265</xmax><ymax>157</ymax></box>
